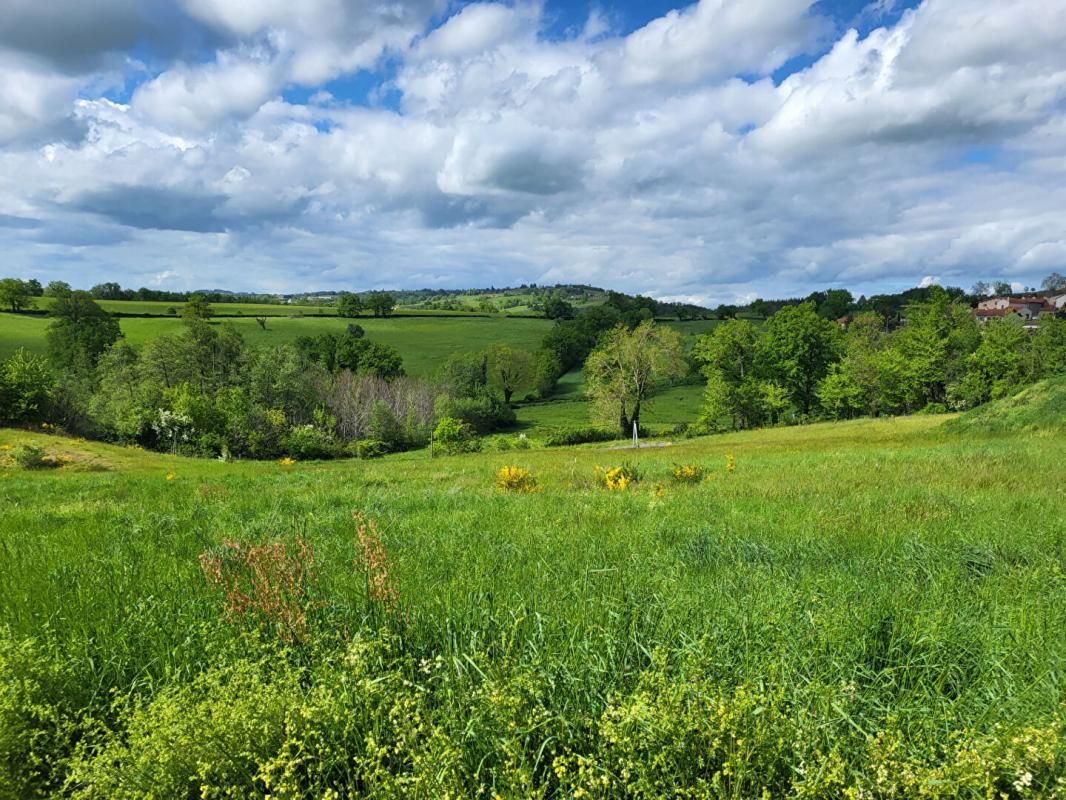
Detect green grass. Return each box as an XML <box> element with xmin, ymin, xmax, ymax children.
<box><xmin>29</xmin><ymin>297</ymin><xmax>340</xmax><ymax>317</ymax></box>
<box><xmin>945</xmin><ymin>376</ymin><xmax>1066</xmax><ymax>436</ymax></box>
<box><xmin>0</xmin><ymin>312</ymin><xmax>49</xmax><ymax>360</ymax></box>
<box><xmin>515</xmin><ymin>381</ymin><xmax>704</xmax><ymax>434</ymax></box>
<box><xmin>2</xmin><ymin>415</ymin><xmax>1064</xmax><ymax>796</ymax></box>
<box><xmin>0</xmin><ymin>312</ymin><xmax>553</xmax><ymax>377</ymax></box>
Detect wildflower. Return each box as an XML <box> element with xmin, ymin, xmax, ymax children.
<box><xmin>596</xmin><ymin>465</ymin><xmax>636</xmax><ymax>491</ymax></box>
<box><xmin>654</xmin><ymin>483</ymin><xmax>666</xmax><ymax>498</ymax></box>
<box><xmin>496</xmin><ymin>465</ymin><xmax>538</xmax><ymax>493</ymax></box>
<box><xmin>725</xmin><ymin>453</ymin><xmax>735</xmax><ymax>474</ymax></box>
<box><xmin>280</xmin><ymin>456</ymin><xmax>296</xmax><ymax>466</ymax></box>
<box><xmin>165</xmin><ymin>472</ymin><xmax>176</xmax><ymax>481</ymax></box>
<box><xmin>353</xmin><ymin>512</ymin><xmax>400</xmax><ymax>611</ymax></box>
<box><xmin>671</xmin><ymin>463</ymin><xmax>706</xmax><ymax>484</ymax></box>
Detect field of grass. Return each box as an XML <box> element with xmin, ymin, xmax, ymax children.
<box><xmin>2</xmin><ymin>415</ymin><xmax>1064</xmax><ymax>796</ymax></box>
<box><xmin>0</xmin><ymin>312</ymin><xmax>553</xmax><ymax>377</ymax></box>
<box><xmin>27</xmin><ymin>297</ymin><xmax>340</xmax><ymax>317</ymax></box>
<box><xmin>515</xmin><ymin>381</ymin><xmax>704</xmax><ymax>434</ymax></box>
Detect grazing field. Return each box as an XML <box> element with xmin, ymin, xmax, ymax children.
<box><xmin>0</xmin><ymin>312</ymin><xmax>554</xmax><ymax>377</ymax></box>
<box><xmin>2</xmin><ymin>415</ymin><xmax>1064</xmax><ymax>797</ymax></box>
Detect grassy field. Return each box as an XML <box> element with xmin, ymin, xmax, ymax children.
<box><xmin>0</xmin><ymin>312</ymin><xmax>554</xmax><ymax>377</ymax></box>
<box><xmin>2</xmin><ymin>415</ymin><xmax>1064</xmax><ymax>796</ymax></box>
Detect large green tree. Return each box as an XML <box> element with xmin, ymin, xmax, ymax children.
<box><xmin>336</xmin><ymin>292</ymin><xmax>364</xmax><ymax>317</ymax></box>
<box><xmin>585</xmin><ymin>320</ymin><xmax>686</xmax><ymax>436</ymax></box>
<box><xmin>45</xmin><ymin>291</ymin><xmax>121</xmax><ymax>369</ymax></box>
<box><xmin>692</xmin><ymin>318</ymin><xmax>765</xmax><ymax>430</ymax></box>
<box><xmin>485</xmin><ymin>344</ymin><xmax>534</xmax><ymax>405</ymax></box>
<box><xmin>365</xmin><ymin>292</ymin><xmax>396</xmax><ymax>317</ymax></box>
<box><xmin>757</xmin><ymin>302</ymin><xmax>842</xmax><ymax>415</ymax></box>
<box><xmin>0</xmin><ymin>278</ymin><xmax>35</xmax><ymax>312</ymax></box>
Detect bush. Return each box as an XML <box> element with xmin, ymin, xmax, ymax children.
<box><xmin>430</xmin><ymin>417</ymin><xmax>479</xmax><ymax>456</ymax></box>
<box><xmin>495</xmin><ymin>466</ymin><xmax>538</xmax><ymax>493</ymax></box>
<box><xmin>918</xmin><ymin>401</ymin><xmax>948</xmax><ymax>415</ymax></box>
<box><xmin>544</xmin><ymin>427</ymin><xmax>617</xmax><ymax>447</ymax></box>
<box><xmin>352</xmin><ymin>439</ymin><xmax>389</xmax><ymax>459</ymax></box>
<box><xmin>435</xmin><ymin>389</ymin><xmax>515</xmax><ymax>434</ymax></box>
<box><xmin>595</xmin><ymin>463</ymin><xmax>641</xmax><ymax>491</ymax></box>
<box><xmin>281</xmin><ymin>425</ymin><xmax>340</xmax><ymax>460</ymax></box>
<box><xmin>670</xmin><ymin>463</ymin><xmax>707</xmax><ymax>484</ymax></box>
<box><xmin>4</xmin><ymin>444</ymin><xmax>64</xmax><ymax>470</ymax></box>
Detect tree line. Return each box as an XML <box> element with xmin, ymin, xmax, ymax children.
<box><xmin>0</xmin><ymin>291</ymin><xmax>532</xmax><ymax>459</ymax></box>
<box><xmin>693</xmin><ymin>289</ymin><xmax>1066</xmax><ymax>431</ymax></box>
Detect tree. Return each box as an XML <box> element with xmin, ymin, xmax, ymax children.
<box><xmin>1042</xmin><ymin>272</ymin><xmax>1066</xmax><ymax>292</ymax></box>
<box><xmin>955</xmin><ymin>316</ymin><xmax>1033</xmax><ymax>407</ymax></box>
<box><xmin>971</xmin><ymin>281</ymin><xmax>991</xmax><ymax>297</ymax></box>
<box><xmin>0</xmin><ymin>348</ymin><xmax>54</xmax><ymax>424</ymax></box>
<box><xmin>365</xmin><ymin>292</ymin><xmax>395</xmax><ymax>317</ymax></box>
<box><xmin>485</xmin><ymin>345</ymin><xmax>534</xmax><ymax>405</ymax></box>
<box><xmin>543</xmin><ymin>296</ymin><xmax>574</xmax><ymax>320</ymax></box>
<box><xmin>692</xmin><ymin>319</ymin><xmax>764</xmax><ymax>429</ymax></box>
<box><xmin>90</xmin><ymin>282</ymin><xmax>124</xmax><ymax>300</ymax></box>
<box><xmin>992</xmin><ymin>281</ymin><xmax>1012</xmax><ymax>296</ymax></box>
<box><xmin>337</xmin><ymin>292</ymin><xmax>364</xmax><ymax>318</ymax></box>
<box><xmin>757</xmin><ymin>302</ymin><xmax>842</xmax><ymax>415</ymax></box>
<box><xmin>26</xmin><ymin>279</ymin><xmax>43</xmax><ymax>297</ymax></box>
<box><xmin>0</xmin><ymin>278</ymin><xmax>34</xmax><ymax>312</ymax></box>
<box><xmin>45</xmin><ymin>281</ymin><xmax>72</xmax><ymax>297</ymax></box>
<box><xmin>181</xmin><ymin>294</ymin><xmax>214</xmax><ymax>323</ymax></box>
<box><xmin>45</xmin><ymin>291</ymin><xmax>121</xmax><ymax>369</ymax></box>
<box><xmin>585</xmin><ymin>320</ymin><xmax>686</xmax><ymax>436</ymax></box>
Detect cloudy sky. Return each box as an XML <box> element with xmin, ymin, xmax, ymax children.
<box><xmin>1</xmin><ymin>0</ymin><xmax>1065</xmax><ymax>304</ymax></box>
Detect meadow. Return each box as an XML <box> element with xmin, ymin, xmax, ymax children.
<box><xmin>2</xmin><ymin>414</ymin><xmax>1064</xmax><ymax>797</ymax></box>
<box><xmin>0</xmin><ymin>312</ymin><xmax>554</xmax><ymax>377</ymax></box>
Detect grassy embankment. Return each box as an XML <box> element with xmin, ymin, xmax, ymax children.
<box><xmin>1</xmin><ymin>413</ymin><xmax>1064</xmax><ymax>797</ymax></box>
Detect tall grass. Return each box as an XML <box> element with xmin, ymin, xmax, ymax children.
<box><xmin>1</xmin><ymin>416</ymin><xmax>1064</xmax><ymax>797</ymax></box>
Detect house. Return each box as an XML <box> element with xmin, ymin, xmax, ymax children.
<box><xmin>974</xmin><ymin>295</ymin><xmax>1056</xmax><ymax>326</ymax></box>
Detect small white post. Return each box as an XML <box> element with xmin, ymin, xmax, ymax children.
<box><xmin>633</xmin><ymin>420</ymin><xmax>639</xmax><ymax>448</ymax></box>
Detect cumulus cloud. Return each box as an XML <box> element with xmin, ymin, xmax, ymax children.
<box><xmin>1</xmin><ymin>0</ymin><xmax>1065</xmax><ymax>303</ymax></box>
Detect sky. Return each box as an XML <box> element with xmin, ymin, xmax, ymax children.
<box><xmin>1</xmin><ymin>0</ymin><xmax>1065</xmax><ymax>305</ymax></box>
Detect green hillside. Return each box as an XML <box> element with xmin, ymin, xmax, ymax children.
<box><xmin>2</xmin><ymin>416</ymin><xmax>1064</xmax><ymax>796</ymax></box>
<box><xmin>944</xmin><ymin>376</ymin><xmax>1066</xmax><ymax>435</ymax></box>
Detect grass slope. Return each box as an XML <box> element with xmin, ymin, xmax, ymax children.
<box><xmin>944</xmin><ymin>376</ymin><xmax>1066</xmax><ymax>436</ymax></box>
<box><xmin>1</xmin><ymin>416</ymin><xmax>1064</xmax><ymax>795</ymax></box>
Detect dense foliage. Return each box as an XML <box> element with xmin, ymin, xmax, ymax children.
<box><xmin>695</xmin><ymin>288</ymin><xmax>1066</xmax><ymax>431</ymax></box>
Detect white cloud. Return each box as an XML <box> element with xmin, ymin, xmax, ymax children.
<box><xmin>131</xmin><ymin>52</ymin><xmax>280</xmax><ymax>134</ymax></box>
<box><xmin>1</xmin><ymin>0</ymin><xmax>1066</xmax><ymax>304</ymax></box>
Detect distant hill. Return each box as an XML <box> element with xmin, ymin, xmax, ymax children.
<box><xmin>943</xmin><ymin>376</ymin><xmax>1066</xmax><ymax>435</ymax></box>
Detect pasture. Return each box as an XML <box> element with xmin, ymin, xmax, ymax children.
<box><xmin>0</xmin><ymin>312</ymin><xmax>554</xmax><ymax>377</ymax></box>
<box><xmin>2</xmin><ymin>415</ymin><xmax>1063</xmax><ymax>797</ymax></box>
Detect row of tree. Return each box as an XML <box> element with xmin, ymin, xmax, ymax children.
<box><xmin>692</xmin><ymin>289</ymin><xmax>1066</xmax><ymax>431</ymax></box>
<box><xmin>0</xmin><ymin>292</ymin><xmax>530</xmax><ymax>458</ymax></box>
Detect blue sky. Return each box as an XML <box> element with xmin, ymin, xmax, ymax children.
<box><xmin>1</xmin><ymin>0</ymin><xmax>1064</xmax><ymax>303</ymax></box>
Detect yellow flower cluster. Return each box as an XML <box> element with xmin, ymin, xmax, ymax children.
<box><xmin>726</xmin><ymin>453</ymin><xmax>736</xmax><ymax>474</ymax></box>
<box><xmin>671</xmin><ymin>463</ymin><xmax>707</xmax><ymax>484</ymax></box>
<box><xmin>495</xmin><ymin>465</ymin><xmax>538</xmax><ymax>493</ymax></box>
<box><xmin>596</xmin><ymin>466</ymin><xmax>633</xmax><ymax>491</ymax></box>
<box><xmin>279</xmin><ymin>457</ymin><xmax>296</xmax><ymax>466</ymax></box>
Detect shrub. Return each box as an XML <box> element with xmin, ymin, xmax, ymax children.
<box><xmin>5</xmin><ymin>444</ymin><xmax>64</xmax><ymax>470</ymax></box>
<box><xmin>595</xmin><ymin>463</ymin><xmax>641</xmax><ymax>491</ymax></box>
<box><xmin>670</xmin><ymin>463</ymin><xmax>707</xmax><ymax>484</ymax></box>
<box><xmin>496</xmin><ymin>466</ymin><xmax>538</xmax><ymax>493</ymax></box>
<box><xmin>281</xmin><ymin>425</ymin><xmax>340</xmax><ymax>460</ymax></box>
<box><xmin>544</xmin><ymin>426</ymin><xmax>617</xmax><ymax>447</ymax></box>
<box><xmin>352</xmin><ymin>439</ymin><xmax>389</xmax><ymax>459</ymax></box>
<box><xmin>918</xmin><ymin>401</ymin><xmax>948</xmax><ymax>415</ymax></box>
<box><xmin>431</xmin><ymin>416</ymin><xmax>479</xmax><ymax>456</ymax></box>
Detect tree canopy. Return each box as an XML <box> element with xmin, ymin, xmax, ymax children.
<box><xmin>585</xmin><ymin>321</ymin><xmax>686</xmax><ymax>436</ymax></box>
